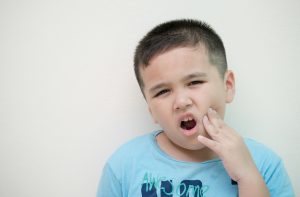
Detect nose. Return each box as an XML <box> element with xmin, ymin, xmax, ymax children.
<box><xmin>173</xmin><ymin>91</ymin><xmax>192</xmax><ymax>111</ymax></box>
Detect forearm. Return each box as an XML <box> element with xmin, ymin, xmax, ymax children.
<box><xmin>238</xmin><ymin>168</ymin><xmax>270</xmax><ymax>197</ymax></box>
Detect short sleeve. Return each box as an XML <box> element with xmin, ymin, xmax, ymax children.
<box><xmin>265</xmin><ymin>160</ymin><xmax>295</xmax><ymax>197</ymax></box>
<box><xmin>264</xmin><ymin>159</ymin><xmax>295</xmax><ymax>197</ymax></box>
<box><xmin>245</xmin><ymin>138</ymin><xmax>295</xmax><ymax>197</ymax></box>
<box><xmin>97</xmin><ymin>163</ymin><xmax>122</xmax><ymax>197</ymax></box>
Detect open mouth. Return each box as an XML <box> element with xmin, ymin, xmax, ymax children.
<box><xmin>180</xmin><ymin>118</ymin><xmax>197</xmax><ymax>130</ymax></box>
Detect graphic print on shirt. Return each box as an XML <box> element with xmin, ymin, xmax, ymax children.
<box><xmin>141</xmin><ymin>172</ymin><xmax>209</xmax><ymax>197</ymax></box>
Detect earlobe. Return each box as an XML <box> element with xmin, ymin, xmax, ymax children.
<box><xmin>224</xmin><ymin>70</ymin><xmax>236</xmax><ymax>103</ymax></box>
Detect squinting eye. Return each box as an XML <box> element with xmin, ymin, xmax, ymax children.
<box><xmin>188</xmin><ymin>80</ymin><xmax>204</xmax><ymax>86</ymax></box>
<box><xmin>154</xmin><ymin>89</ymin><xmax>169</xmax><ymax>97</ymax></box>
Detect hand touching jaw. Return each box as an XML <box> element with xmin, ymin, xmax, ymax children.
<box><xmin>198</xmin><ymin>108</ymin><xmax>270</xmax><ymax>197</ymax></box>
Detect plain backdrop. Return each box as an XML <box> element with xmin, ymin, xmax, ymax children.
<box><xmin>0</xmin><ymin>0</ymin><xmax>299</xmax><ymax>196</ymax></box>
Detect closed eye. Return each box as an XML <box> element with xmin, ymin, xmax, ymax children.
<box><xmin>188</xmin><ymin>80</ymin><xmax>205</xmax><ymax>86</ymax></box>
<box><xmin>153</xmin><ymin>89</ymin><xmax>170</xmax><ymax>98</ymax></box>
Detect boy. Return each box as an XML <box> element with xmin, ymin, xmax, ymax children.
<box><xmin>97</xmin><ymin>19</ymin><xmax>294</xmax><ymax>196</ymax></box>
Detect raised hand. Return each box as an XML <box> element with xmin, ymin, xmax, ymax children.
<box><xmin>197</xmin><ymin>108</ymin><xmax>270</xmax><ymax>196</ymax></box>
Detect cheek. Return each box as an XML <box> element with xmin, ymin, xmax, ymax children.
<box><xmin>154</xmin><ymin>107</ymin><xmax>175</xmax><ymax>129</ymax></box>
<box><xmin>194</xmin><ymin>88</ymin><xmax>226</xmax><ymax>112</ymax></box>
<box><xmin>209</xmin><ymin>95</ymin><xmax>227</xmax><ymax>117</ymax></box>
<box><xmin>192</xmin><ymin>89</ymin><xmax>215</xmax><ymax>107</ymax></box>
<box><xmin>149</xmin><ymin>102</ymin><xmax>169</xmax><ymax>124</ymax></box>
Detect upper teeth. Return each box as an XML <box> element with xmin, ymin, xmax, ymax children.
<box><xmin>183</xmin><ymin>117</ymin><xmax>193</xmax><ymax>121</ymax></box>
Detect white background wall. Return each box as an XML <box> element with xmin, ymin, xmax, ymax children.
<box><xmin>0</xmin><ymin>0</ymin><xmax>299</xmax><ymax>196</ymax></box>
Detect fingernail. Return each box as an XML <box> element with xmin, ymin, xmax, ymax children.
<box><xmin>203</xmin><ymin>115</ymin><xmax>208</xmax><ymax>122</ymax></box>
<box><xmin>208</xmin><ymin>108</ymin><xmax>213</xmax><ymax>113</ymax></box>
<box><xmin>210</xmin><ymin>108</ymin><xmax>218</xmax><ymax>114</ymax></box>
<box><xmin>197</xmin><ymin>135</ymin><xmax>203</xmax><ymax>141</ymax></box>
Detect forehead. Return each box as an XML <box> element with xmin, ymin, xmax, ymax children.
<box><xmin>147</xmin><ymin>45</ymin><xmax>209</xmax><ymax>67</ymax></box>
<box><xmin>140</xmin><ymin>46</ymin><xmax>213</xmax><ymax>85</ymax></box>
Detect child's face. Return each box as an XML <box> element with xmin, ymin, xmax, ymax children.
<box><xmin>141</xmin><ymin>46</ymin><xmax>235</xmax><ymax>151</ymax></box>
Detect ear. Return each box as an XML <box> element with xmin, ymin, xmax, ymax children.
<box><xmin>224</xmin><ymin>70</ymin><xmax>235</xmax><ymax>103</ymax></box>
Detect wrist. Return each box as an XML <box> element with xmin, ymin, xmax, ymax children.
<box><xmin>237</xmin><ymin>167</ymin><xmax>270</xmax><ymax>197</ymax></box>
<box><xmin>237</xmin><ymin>164</ymin><xmax>262</xmax><ymax>184</ymax></box>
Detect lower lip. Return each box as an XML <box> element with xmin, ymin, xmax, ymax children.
<box><xmin>181</xmin><ymin>126</ymin><xmax>198</xmax><ymax>136</ymax></box>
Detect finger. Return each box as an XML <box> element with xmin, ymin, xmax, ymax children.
<box><xmin>197</xmin><ymin>135</ymin><xmax>219</xmax><ymax>153</ymax></box>
<box><xmin>208</xmin><ymin>108</ymin><xmax>224</xmax><ymax>129</ymax></box>
<box><xmin>207</xmin><ymin>108</ymin><xmax>233</xmax><ymax>140</ymax></box>
<box><xmin>202</xmin><ymin>115</ymin><xmax>219</xmax><ymax>138</ymax></box>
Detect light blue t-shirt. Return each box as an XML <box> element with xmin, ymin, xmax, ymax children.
<box><xmin>97</xmin><ymin>131</ymin><xmax>294</xmax><ymax>197</ymax></box>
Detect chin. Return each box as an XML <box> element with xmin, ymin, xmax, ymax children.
<box><xmin>181</xmin><ymin>138</ymin><xmax>207</xmax><ymax>151</ymax></box>
<box><xmin>187</xmin><ymin>144</ymin><xmax>206</xmax><ymax>151</ymax></box>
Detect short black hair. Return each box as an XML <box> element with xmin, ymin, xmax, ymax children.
<box><xmin>134</xmin><ymin>19</ymin><xmax>227</xmax><ymax>92</ymax></box>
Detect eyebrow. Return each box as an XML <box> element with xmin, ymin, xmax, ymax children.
<box><xmin>148</xmin><ymin>72</ymin><xmax>208</xmax><ymax>94</ymax></box>
<box><xmin>182</xmin><ymin>72</ymin><xmax>207</xmax><ymax>81</ymax></box>
<box><xmin>149</xmin><ymin>83</ymin><xmax>168</xmax><ymax>94</ymax></box>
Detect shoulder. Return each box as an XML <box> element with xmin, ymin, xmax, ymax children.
<box><xmin>244</xmin><ymin>138</ymin><xmax>283</xmax><ymax>182</ymax></box>
<box><xmin>244</xmin><ymin>138</ymin><xmax>281</xmax><ymax>162</ymax></box>
<box><xmin>98</xmin><ymin>133</ymin><xmax>155</xmax><ymax>197</ymax></box>
<box><xmin>101</xmin><ymin>131</ymin><xmax>158</xmax><ymax>186</ymax></box>
<box><xmin>106</xmin><ymin>131</ymin><xmax>156</xmax><ymax>168</ymax></box>
<box><xmin>244</xmin><ymin>138</ymin><xmax>283</xmax><ymax>179</ymax></box>
<box><xmin>244</xmin><ymin>138</ymin><xmax>272</xmax><ymax>151</ymax></box>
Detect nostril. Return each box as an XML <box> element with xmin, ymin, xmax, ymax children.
<box><xmin>174</xmin><ymin>99</ymin><xmax>192</xmax><ymax>110</ymax></box>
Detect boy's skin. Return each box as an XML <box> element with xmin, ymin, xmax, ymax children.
<box><xmin>139</xmin><ymin>45</ymin><xmax>270</xmax><ymax>196</ymax></box>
